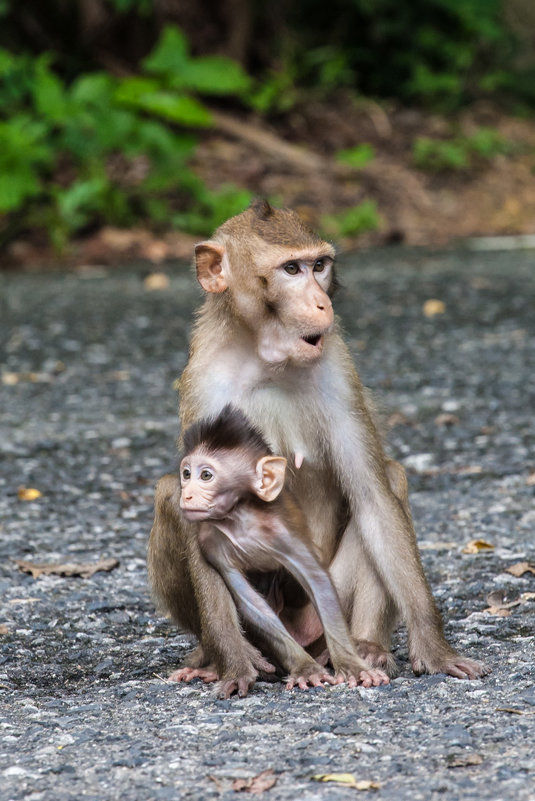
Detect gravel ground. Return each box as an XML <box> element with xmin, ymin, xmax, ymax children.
<box><xmin>0</xmin><ymin>247</ymin><xmax>534</xmax><ymax>801</ymax></box>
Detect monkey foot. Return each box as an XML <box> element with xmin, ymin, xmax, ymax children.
<box><xmin>355</xmin><ymin>640</ymin><xmax>397</xmax><ymax>675</ymax></box>
<box><xmin>331</xmin><ymin>666</ymin><xmax>390</xmax><ymax>688</ymax></box>
<box><xmin>168</xmin><ymin>665</ymin><xmax>219</xmax><ymax>684</ymax></box>
<box><xmin>285</xmin><ymin>668</ymin><xmax>337</xmax><ymax>690</ymax></box>
<box><xmin>215</xmin><ymin>674</ymin><xmax>258</xmax><ymax>699</ymax></box>
<box><xmin>356</xmin><ymin>668</ymin><xmax>390</xmax><ymax>687</ymax></box>
<box><xmin>412</xmin><ymin>655</ymin><xmax>490</xmax><ymax>680</ymax></box>
<box><xmin>250</xmin><ymin>653</ymin><xmax>277</xmax><ymax>676</ymax></box>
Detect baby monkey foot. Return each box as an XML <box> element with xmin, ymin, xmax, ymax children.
<box><xmin>354</xmin><ymin>668</ymin><xmax>390</xmax><ymax>688</ymax></box>
<box><xmin>332</xmin><ymin>663</ymin><xmax>390</xmax><ymax>688</ymax></box>
<box><xmin>215</xmin><ymin>675</ymin><xmax>257</xmax><ymax>699</ymax></box>
<box><xmin>285</xmin><ymin>667</ymin><xmax>336</xmax><ymax>690</ymax></box>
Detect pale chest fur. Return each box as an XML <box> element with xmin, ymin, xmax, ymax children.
<box><xmin>186</xmin><ymin>335</ymin><xmax>370</xmax><ymax>488</ymax></box>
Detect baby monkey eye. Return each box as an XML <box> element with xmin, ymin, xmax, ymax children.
<box><xmin>200</xmin><ymin>469</ymin><xmax>213</xmax><ymax>481</ymax></box>
<box><xmin>284</xmin><ymin>262</ymin><xmax>300</xmax><ymax>275</ymax></box>
<box><xmin>313</xmin><ymin>259</ymin><xmax>325</xmax><ymax>272</ymax></box>
<box><xmin>182</xmin><ymin>467</ymin><xmax>191</xmax><ymax>480</ymax></box>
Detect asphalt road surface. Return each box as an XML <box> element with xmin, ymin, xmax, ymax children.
<box><xmin>1</xmin><ymin>246</ymin><xmax>534</xmax><ymax>801</ymax></box>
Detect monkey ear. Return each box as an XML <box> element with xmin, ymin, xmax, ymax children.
<box><xmin>194</xmin><ymin>242</ymin><xmax>228</xmax><ymax>293</ymax></box>
<box><xmin>255</xmin><ymin>456</ymin><xmax>286</xmax><ymax>502</ymax></box>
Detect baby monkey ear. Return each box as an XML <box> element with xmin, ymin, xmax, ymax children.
<box><xmin>194</xmin><ymin>242</ymin><xmax>228</xmax><ymax>293</ymax></box>
<box><xmin>255</xmin><ymin>456</ymin><xmax>287</xmax><ymax>502</ymax></box>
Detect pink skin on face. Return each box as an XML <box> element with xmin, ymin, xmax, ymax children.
<box><xmin>179</xmin><ymin>451</ymin><xmax>249</xmax><ymax>521</ymax></box>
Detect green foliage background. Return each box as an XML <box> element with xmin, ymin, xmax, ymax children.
<box><xmin>0</xmin><ymin>0</ymin><xmax>533</xmax><ymax>249</ymax></box>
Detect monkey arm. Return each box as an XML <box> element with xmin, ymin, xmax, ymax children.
<box><xmin>202</xmin><ymin>540</ymin><xmax>330</xmax><ymax>682</ymax></box>
<box><xmin>268</xmin><ymin>526</ymin><xmax>373</xmax><ymax>678</ymax></box>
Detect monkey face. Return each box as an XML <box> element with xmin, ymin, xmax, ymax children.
<box><xmin>179</xmin><ymin>449</ymin><xmax>250</xmax><ymax>520</ymax></box>
<box><xmin>194</xmin><ymin>202</ymin><xmax>337</xmax><ymax>368</ymax></box>
<box><xmin>254</xmin><ymin>253</ymin><xmax>335</xmax><ymax>366</ymax></box>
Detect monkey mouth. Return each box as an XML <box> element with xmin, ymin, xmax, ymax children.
<box><xmin>301</xmin><ymin>333</ymin><xmax>323</xmax><ymax>348</ymax></box>
<box><xmin>181</xmin><ymin>508</ymin><xmax>212</xmax><ymax>521</ymax></box>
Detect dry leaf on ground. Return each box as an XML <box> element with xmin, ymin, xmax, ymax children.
<box><xmin>484</xmin><ymin>608</ymin><xmax>512</xmax><ymax>617</ymax></box>
<box><xmin>419</xmin><ymin>541</ymin><xmax>457</xmax><ymax>550</ymax></box>
<box><xmin>504</xmin><ymin>561</ymin><xmax>535</xmax><ymax>577</ymax></box>
<box><xmin>312</xmin><ymin>773</ymin><xmax>380</xmax><ymax>791</ymax></box>
<box><xmin>232</xmin><ymin>769</ymin><xmax>277</xmax><ymax>793</ymax></box>
<box><xmin>462</xmin><ymin>539</ymin><xmax>494</xmax><ymax>554</ymax></box>
<box><xmin>486</xmin><ymin>590</ymin><xmax>521</xmax><ymax>609</ymax></box>
<box><xmin>447</xmin><ymin>753</ymin><xmax>484</xmax><ymax>768</ymax></box>
<box><xmin>484</xmin><ymin>589</ymin><xmax>535</xmax><ymax>614</ymax></box>
<box><xmin>0</xmin><ymin>625</ymin><xmax>9</xmax><ymax>635</ymax></box>
<box><xmin>15</xmin><ymin>557</ymin><xmax>119</xmax><ymax>579</ymax></box>
<box><xmin>144</xmin><ymin>272</ymin><xmax>170</xmax><ymax>291</ymax></box>
<box><xmin>423</xmin><ymin>299</ymin><xmax>446</xmax><ymax>317</ymax></box>
<box><xmin>526</xmin><ymin>472</ymin><xmax>535</xmax><ymax>486</ymax></box>
<box><xmin>102</xmin><ymin>370</ymin><xmax>130</xmax><ymax>382</ymax></box>
<box><xmin>434</xmin><ymin>413</ymin><xmax>460</xmax><ymax>426</ymax></box>
<box><xmin>3</xmin><ymin>372</ymin><xmax>54</xmax><ymax>385</ymax></box>
<box><xmin>17</xmin><ymin>488</ymin><xmax>42</xmax><ymax>501</ymax></box>
<box><xmin>495</xmin><ymin>707</ymin><xmax>525</xmax><ymax>715</ymax></box>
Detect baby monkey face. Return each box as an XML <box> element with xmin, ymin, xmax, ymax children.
<box><xmin>179</xmin><ymin>441</ymin><xmax>287</xmax><ymax>522</ymax></box>
<box><xmin>179</xmin><ymin>448</ymin><xmax>252</xmax><ymax>521</ymax></box>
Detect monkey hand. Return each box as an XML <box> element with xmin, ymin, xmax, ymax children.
<box><xmin>411</xmin><ymin>652</ymin><xmax>490</xmax><ymax>680</ymax></box>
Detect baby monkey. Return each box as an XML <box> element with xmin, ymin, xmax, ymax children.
<box><xmin>179</xmin><ymin>404</ymin><xmax>389</xmax><ymax>695</ymax></box>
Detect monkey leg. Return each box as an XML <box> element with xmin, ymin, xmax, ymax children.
<box><xmin>334</xmin><ymin>468</ymin><xmax>488</xmax><ymax>679</ymax></box>
<box><xmin>330</xmin><ymin>534</ymin><xmax>398</xmax><ymax>675</ymax></box>
<box><xmin>148</xmin><ymin>475</ymin><xmax>275</xmax><ymax>692</ymax></box>
<box><xmin>342</xmin><ymin>459</ymin><xmax>411</xmax><ymax>673</ymax></box>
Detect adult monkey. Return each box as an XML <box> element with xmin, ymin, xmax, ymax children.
<box><xmin>148</xmin><ymin>199</ymin><xmax>488</xmax><ymax>697</ymax></box>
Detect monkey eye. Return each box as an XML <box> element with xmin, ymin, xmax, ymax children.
<box><xmin>313</xmin><ymin>259</ymin><xmax>325</xmax><ymax>272</ymax></box>
<box><xmin>200</xmin><ymin>469</ymin><xmax>213</xmax><ymax>481</ymax></box>
<box><xmin>182</xmin><ymin>467</ymin><xmax>191</xmax><ymax>480</ymax></box>
<box><xmin>283</xmin><ymin>262</ymin><xmax>300</xmax><ymax>275</ymax></box>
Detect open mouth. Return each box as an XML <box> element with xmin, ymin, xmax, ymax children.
<box><xmin>301</xmin><ymin>333</ymin><xmax>322</xmax><ymax>347</ymax></box>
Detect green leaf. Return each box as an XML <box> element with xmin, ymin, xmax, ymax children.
<box><xmin>465</xmin><ymin>127</ymin><xmax>508</xmax><ymax>158</ymax></box>
<box><xmin>336</xmin><ymin>144</ymin><xmax>375</xmax><ymax>169</ymax></box>
<box><xmin>114</xmin><ymin>77</ymin><xmax>160</xmax><ymax>105</ymax></box>
<box><xmin>119</xmin><ymin>89</ymin><xmax>212</xmax><ymax>127</ymax></box>
<box><xmin>413</xmin><ymin>137</ymin><xmax>469</xmax><ymax>171</ymax></box>
<box><xmin>0</xmin><ymin>171</ymin><xmax>41</xmax><ymax>212</ymax></box>
<box><xmin>0</xmin><ymin>47</ymin><xmax>14</xmax><ymax>76</ymax></box>
<box><xmin>142</xmin><ymin>26</ymin><xmax>189</xmax><ymax>75</ymax></box>
<box><xmin>56</xmin><ymin>177</ymin><xmax>109</xmax><ymax>229</ymax></box>
<box><xmin>173</xmin><ymin>56</ymin><xmax>251</xmax><ymax>94</ymax></box>
<box><xmin>321</xmin><ymin>200</ymin><xmax>381</xmax><ymax>238</ymax></box>
<box><xmin>0</xmin><ymin>116</ymin><xmax>53</xmax><ymax>169</ymax></box>
<box><xmin>32</xmin><ymin>57</ymin><xmax>69</xmax><ymax>122</ymax></box>
<box><xmin>132</xmin><ymin>120</ymin><xmax>195</xmax><ymax>161</ymax></box>
<box><xmin>206</xmin><ymin>185</ymin><xmax>253</xmax><ymax>228</ymax></box>
<box><xmin>70</xmin><ymin>73</ymin><xmax>114</xmax><ymax>106</ymax></box>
